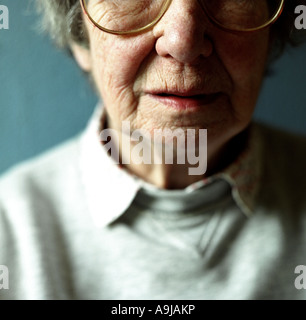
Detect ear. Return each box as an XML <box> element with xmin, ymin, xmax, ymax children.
<box><xmin>70</xmin><ymin>43</ymin><xmax>92</xmax><ymax>72</ymax></box>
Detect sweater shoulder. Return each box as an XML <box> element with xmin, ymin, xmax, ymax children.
<box><xmin>0</xmin><ymin>135</ymin><xmax>83</xmax><ymax>209</ymax></box>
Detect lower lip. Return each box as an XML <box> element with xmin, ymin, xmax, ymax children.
<box><xmin>148</xmin><ymin>93</ymin><xmax>222</xmax><ymax>110</ymax></box>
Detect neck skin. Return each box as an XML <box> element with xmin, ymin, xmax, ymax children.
<box><xmin>104</xmin><ymin>117</ymin><xmax>248</xmax><ymax>190</ymax></box>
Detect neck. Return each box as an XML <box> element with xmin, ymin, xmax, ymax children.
<box><xmin>103</xmin><ymin>118</ymin><xmax>249</xmax><ymax>189</ymax></box>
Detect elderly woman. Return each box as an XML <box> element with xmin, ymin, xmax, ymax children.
<box><xmin>1</xmin><ymin>0</ymin><xmax>306</xmax><ymax>300</ymax></box>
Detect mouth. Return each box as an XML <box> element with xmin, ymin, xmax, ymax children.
<box><xmin>147</xmin><ymin>91</ymin><xmax>222</xmax><ymax>110</ymax></box>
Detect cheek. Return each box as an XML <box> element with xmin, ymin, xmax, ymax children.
<box><xmin>88</xmin><ymin>30</ymin><xmax>156</xmax><ymax>124</ymax></box>
<box><xmin>217</xmin><ymin>31</ymin><xmax>269</xmax><ymax>102</ymax></box>
<box><xmin>89</xmin><ymin>31</ymin><xmax>153</xmax><ymax>95</ymax></box>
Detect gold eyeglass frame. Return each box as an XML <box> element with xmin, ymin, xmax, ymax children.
<box><xmin>80</xmin><ymin>0</ymin><xmax>285</xmax><ymax>35</ymax></box>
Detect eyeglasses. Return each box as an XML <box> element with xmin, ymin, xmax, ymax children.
<box><xmin>80</xmin><ymin>0</ymin><xmax>285</xmax><ymax>35</ymax></box>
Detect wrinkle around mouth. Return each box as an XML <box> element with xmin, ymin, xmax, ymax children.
<box><xmin>141</xmin><ymin>68</ymin><xmax>233</xmax><ymax>97</ymax></box>
<box><xmin>139</xmin><ymin>55</ymin><xmax>233</xmax><ymax>91</ymax></box>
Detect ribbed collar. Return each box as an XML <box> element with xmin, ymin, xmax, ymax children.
<box><xmin>79</xmin><ymin>105</ymin><xmax>263</xmax><ymax>227</ymax></box>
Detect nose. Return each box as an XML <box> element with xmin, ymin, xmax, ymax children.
<box><xmin>153</xmin><ymin>0</ymin><xmax>213</xmax><ymax>64</ymax></box>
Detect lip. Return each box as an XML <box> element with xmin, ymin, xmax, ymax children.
<box><xmin>147</xmin><ymin>91</ymin><xmax>222</xmax><ymax>110</ymax></box>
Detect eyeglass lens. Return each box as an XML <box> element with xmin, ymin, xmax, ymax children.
<box><xmin>83</xmin><ymin>0</ymin><xmax>283</xmax><ymax>33</ymax></box>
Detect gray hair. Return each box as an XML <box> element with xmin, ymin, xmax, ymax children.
<box><xmin>35</xmin><ymin>0</ymin><xmax>306</xmax><ymax>59</ymax></box>
<box><xmin>35</xmin><ymin>0</ymin><xmax>87</xmax><ymax>49</ymax></box>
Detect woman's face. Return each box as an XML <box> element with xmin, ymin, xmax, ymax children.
<box><xmin>74</xmin><ymin>0</ymin><xmax>270</xmax><ymax>154</ymax></box>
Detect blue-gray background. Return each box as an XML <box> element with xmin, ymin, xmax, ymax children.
<box><xmin>0</xmin><ymin>0</ymin><xmax>306</xmax><ymax>174</ymax></box>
